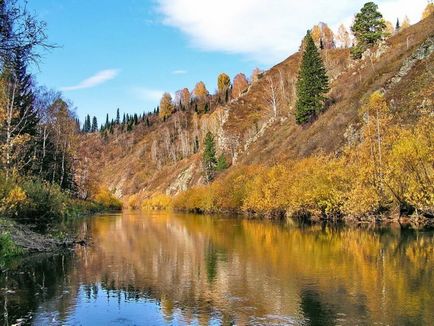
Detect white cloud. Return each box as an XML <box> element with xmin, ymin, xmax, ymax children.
<box><xmin>172</xmin><ymin>69</ymin><xmax>187</xmax><ymax>75</ymax></box>
<box><xmin>131</xmin><ymin>87</ymin><xmax>166</xmax><ymax>102</ymax></box>
<box><xmin>61</xmin><ymin>69</ymin><xmax>120</xmax><ymax>91</ymax></box>
<box><xmin>156</xmin><ymin>0</ymin><xmax>427</xmax><ymax>64</ymax></box>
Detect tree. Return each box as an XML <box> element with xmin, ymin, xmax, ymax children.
<box><xmin>351</xmin><ymin>2</ymin><xmax>386</xmax><ymax>59</ymax></box>
<box><xmin>251</xmin><ymin>68</ymin><xmax>261</xmax><ymax>83</ymax></box>
<box><xmin>192</xmin><ymin>81</ymin><xmax>208</xmax><ymax>99</ymax></box>
<box><xmin>385</xmin><ymin>21</ymin><xmax>394</xmax><ymax>36</ymax></box>
<box><xmin>311</xmin><ymin>22</ymin><xmax>335</xmax><ymax>49</ymax></box>
<box><xmin>192</xmin><ymin>82</ymin><xmax>209</xmax><ymax>113</ymax></box>
<box><xmin>217</xmin><ymin>73</ymin><xmax>231</xmax><ymax>103</ymax></box>
<box><xmin>82</xmin><ymin>114</ymin><xmax>91</xmax><ymax>133</ymax></box>
<box><xmin>0</xmin><ymin>0</ymin><xmax>52</xmax><ymax>65</ymax></box>
<box><xmin>216</xmin><ymin>153</ymin><xmax>228</xmax><ymax>172</ymax></box>
<box><xmin>91</xmin><ymin>116</ymin><xmax>98</xmax><ymax>132</ymax></box>
<box><xmin>336</xmin><ymin>24</ymin><xmax>351</xmax><ymax>48</ymax></box>
<box><xmin>395</xmin><ymin>18</ymin><xmax>400</xmax><ymax>32</ymax></box>
<box><xmin>401</xmin><ymin>16</ymin><xmax>411</xmax><ymax>30</ymax></box>
<box><xmin>232</xmin><ymin>73</ymin><xmax>249</xmax><ymax>99</ymax></box>
<box><xmin>11</xmin><ymin>48</ymin><xmax>38</xmax><ymax>136</ymax></box>
<box><xmin>295</xmin><ymin>31</ymin><xmax>329</xmax><ymax>125</ymax></box>
<box><xmin>422</xmin><ymin>2</ymin><xmax>434</xmax><ymax>19</ymax></box>
<box><xmin>115</xmin><ymin>108</ymin><xmax>120</xmax><ymax>124</ymax></box>
<box><xmin>159</xmin><ymin>92</ymin><xmax>173</xmax><ymax>120</ymax></box>
<box><xmin>202</xmin><ymin>132</ymin><xmax>217</xmax><ymax>183</ymax></box>
<box><xmin>180</xmin><ymin>88</ymin><xmax>190</xmax><ymax>108</ymax></box>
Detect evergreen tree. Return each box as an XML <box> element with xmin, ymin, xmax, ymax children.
<box><xmin>116</xmin><ymin>108</ymin><xmax>120</xmax><ymax>124</ymax></box>
<box><xmin>202</xmin><ymin>132</ymin><xmax>217</xmax><ymax>183</ymax></box>
<box><xmin>395</xmin><ymin>18</ymin><xmax>400</xmax><ymax>32</ymax></box>
<box><xmin>216</xmin><ymin>153</ymin><xmax>228</xmax><ymax>172</ymax></box>
<box><xmin>91</xmin><ymin>116</ymin><xmax>98</xmax><ymax>132</ymax></box>
<box><xmin>82</xmin><ymin>114</ymin><xmax>91</xmax><ymax>132</ymax></box>
<box><xmin>105</xmin><ymin>114</ymin><xmax>109</xmax><ymax>129</ymax></box>
<box><xmin>295</xmin><ymin>31</ymin><xmax>329</xmax><ymax>125</ymax></box>
<box><xmin>351</xmin><ymin>2</ymin><xmax>386</xmax><ymax>59</ymax></box>
<box><xmin>11</xmin><ymin>48</ymin><xmax>38</xmax><ymax>136</ymax></box>
<box><xmin>122</xmin><ymin>113</ymin><xmax>126</xmax><ymax>125</ymax></box>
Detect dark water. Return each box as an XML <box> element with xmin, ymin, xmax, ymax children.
<box><xmin>1</xmin><ymin>211</ymin><xmax>433</xmax><ymax>325</ymax></box>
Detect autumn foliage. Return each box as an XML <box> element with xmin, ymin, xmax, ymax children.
<box><xmin>165</xmin><ymin>92</ymin><xmax>433</xmax><ymax>221</ymax></box>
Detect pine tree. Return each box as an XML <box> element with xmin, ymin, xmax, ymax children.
<box><xmin>116</xmin><ymin>108</ymin><xmax>120</xmax><ymax>124</ymax></box>
<box><xmin>351</xmin><ymin>2</ymin><xmax>386</xmax><ymax>59</ymax></box>
<box><xmin>202</xmin><ymin>132</ymin><xmax>217</xmax><ymax>183</ymax></box>
<box><xmin>82</xmin><ymin>114</ymin><xmax>91</xmax><ymax>132</ymax></box>
<box><xmin>216</xmin><ymin>153</ymin><xmax>228</xmax><ymax>172</ymax></box>
<box><xmin>295</xmin><ymin>31</ymin><xmax>329</xmax><ymax>125</ymax></box>
<box><xmin>91</xmin><ymin>116</ymin><xmax>98</xmax><ymax>132</ymax></box>
<box><xmin>105</xmin><ymin>114</ymin><xmax>109</xmax><ymax>129</ymax></box>
<box><xmin>12</xmin><ymin>48</ymin><xmax>38</xmax><ymax>136</ymax></box>
<box><xmin>395</xmin><ymin>18</ymin><xmax>400</xmax><ymax>32</ymax></box>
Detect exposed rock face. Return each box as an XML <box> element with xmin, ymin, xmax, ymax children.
<box><xmin>388</xmin><ymin>36</ymin><xmax>434</xmax><ymax>87</ymax></box>
<box><xmin>166</xmin><ymin>164</ymin><xmax>196</xmax><ymax>196</ymax></box>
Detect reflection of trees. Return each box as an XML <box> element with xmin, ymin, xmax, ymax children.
<box><xmin>0</xmin><ymin>253</ymin><xmax>77</xmax><ymax>325</ymax></box>
<box><xmin>68</xmin><ymin>212</ymin><xmax>434</xmax><ymax>325</ymax></box>
<box><xmin>300</xmin><ymin>288</ymin><xmax>337</xmax><ymax>326</ymax></box>
<box><xmin>1</xmin><ymin>213</ymin><xmax>433</xmax><ymax>325</ymax></box>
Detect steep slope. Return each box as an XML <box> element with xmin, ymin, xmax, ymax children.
<box><xmin>78</xmin><ymin>15</ymin><xmax>434</xmax><ymax>200</ymax></box>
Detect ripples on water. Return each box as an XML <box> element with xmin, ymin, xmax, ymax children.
<box><xmin>1</xmin><ymin>211</ymin><xmax>433</xmax><ymax>325</ymax></box>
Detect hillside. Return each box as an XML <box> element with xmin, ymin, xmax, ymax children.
<box><xmin>77</xmin><ymin>14</ymin><xmax>434</xmax><ymax>202</ymax></box>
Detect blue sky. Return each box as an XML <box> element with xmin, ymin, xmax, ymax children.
<box><xmin>27</xmin><ymin>0</ymin><xmax>427</xmax><ymax>124</ymax></box>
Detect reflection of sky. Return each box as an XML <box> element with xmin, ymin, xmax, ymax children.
<box><xmin>33</xmin><ymin>284</ymin><xmax>176</xmax><ymax>325</ymax></box>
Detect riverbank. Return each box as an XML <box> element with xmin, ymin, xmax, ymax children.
<box><xmin>0</xmin><ymin>173</ymin><xmax>123</xmax><ymax>260</ymax></box>
<box><xmin>138</xmin><ymin>193</ymin><xmax>434</xmax><ymax>230</ymax></box>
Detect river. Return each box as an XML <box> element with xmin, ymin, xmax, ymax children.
<box><xmin>1</xmin><ymin>211</ymin><xmax>433</xmax><ymax>325</ymax></box>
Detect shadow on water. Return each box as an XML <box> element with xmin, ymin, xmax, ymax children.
<box><xmin>0</xmin><ymin>211</ymin><xmax>433</xmax><ymax>325</ymax></box>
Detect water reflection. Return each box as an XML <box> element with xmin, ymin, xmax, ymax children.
<box><xmin>1</xmin><ymin>211</ymin><xmax>433</xmax><ymax>325</ymax></box>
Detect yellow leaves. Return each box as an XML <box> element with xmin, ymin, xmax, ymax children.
<box><xmin>142</xmin><ymin>193</ymin><xmax>172</xmax><ymax>211</ymax></box>
<box><xmin>127</xmin><ymin>193</ymin><xmax>141</xmax><ymax>210</ymax></box>
<box><xmin>93</xmin><ymin>187</ymin><xmax>122</xmax><ymax>210</ymax></box>
<box><xmin>401</xmin><ymin>16</ymin><xmax>411</xmax><ymax>30</ymax></box>
<box><xmin>385</xmin><ymin>120</ymin><xmax>434</xmax><ymax>213</ymax></box>
<box><xmin>217</xmin><ymin>73</ymin><xmax>231</xmax><ymax>94</ymax></box>
<box><xmin>1</xmin><ymin>186</ymin><xmax>27</xmax><ymax>215</ymax></box>
<box><xmin>192</xmin><ymin>81</ymin><xmax>208</xmax><ymax>99</ymax></box>
<box><xmin>0</xmin><ymin>107</ymin><xmax>6</xmax><ymax>127</ymax></box>
<box><xmin>422</xmin><ymin>3</ymin><xmax>434</xmax><ymax>20</ymax></box>
<box><xmin>164</xmin><ymin>91</ymin><xmax>433</xmax><ymax>219</ymax></box>
<box><xmin>159</xmin><ymin>92</ymin><xmax>173</xmax><ymax>120</ymax></box>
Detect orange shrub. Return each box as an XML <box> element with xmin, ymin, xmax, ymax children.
<box><xmin>93</xmin><ymin>187</ymin><xmax>122</xmax><ymax>210</ymax></box>
<box><xmin>142</xmin><ymin>193</ymin><xmax>173</xmax><ymax>210</ymax></box>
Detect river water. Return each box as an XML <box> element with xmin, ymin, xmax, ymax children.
<box><xmin>1</xmin><ymin>211</ymin><xmax>433</xmax><ymax>325</ymax></box>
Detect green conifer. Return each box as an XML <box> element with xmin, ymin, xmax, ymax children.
<box><xmin>295</xmin><ymin>31</ymin><xmax>329</xmax><ymax>125</ymax></box>
<box><xmin>203</xmin><ymin>132</ymin><xmax>217</xmax><ymax>183</ymax></box>
<box><xmin>351</xmin><ymin>2</ymin><xmax>386</xmax><ymax>59</ymax></box>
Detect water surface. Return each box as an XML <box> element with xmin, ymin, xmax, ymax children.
<box><xmin>1</xmin><ymin>211</ymin><xmax>433</xmax><ymax>325</ymax></box>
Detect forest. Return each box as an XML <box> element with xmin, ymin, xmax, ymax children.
<box><xmin>0</xmin><ymin>0</ymin><xmax>121</xmax><ymax>257</ymax></box>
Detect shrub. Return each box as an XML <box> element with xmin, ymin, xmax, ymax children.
<box><xmin>142</xmin><ymin>193</ymin><xmax>172</xmax><ymax>210</ymax></box>
<box><xmin>93</xmin><ymin>187</ymin><xmax>123</xmax><ymax>210</ymax></box>
<box><xmin>0</xmin><ymin>232</ymin><xmax>24</xmax><ymax>259</ymax></box>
